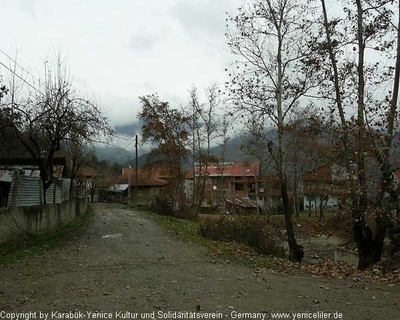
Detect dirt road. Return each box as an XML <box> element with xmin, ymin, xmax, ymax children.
<box><xmin>0</xmin><ymin>204</ymin><xmax>399</xmax><ymax>320</ymax></box>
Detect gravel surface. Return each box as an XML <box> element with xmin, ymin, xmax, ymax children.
<box><xmin>0</xmin><ymin>203</ymin><xmax>399</xmax><ymax>320</ymax></box>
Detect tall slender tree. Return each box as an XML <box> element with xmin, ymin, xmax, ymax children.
<box><xmin>226</xmin><ymin>0</ymin><xmax>320</xmax><ymax>262</ymax></box>
<box><xmin>312</xmin><ymin>0</ymin><xmax>400</xmax><ymax>268</ymax></box>
<box><xmin>189</xmin><ymin>84</ymin><xmax>221</xmax><ymax>214</ymax></box>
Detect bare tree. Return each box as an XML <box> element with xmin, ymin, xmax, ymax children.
<box><xmin>313</xmin><ymin>0</ymin><xmax>400</xmax><ymax>268</ymax></box>
<box><xmin>226</xmin><ymin>0</ymin><xmax>320</xmax><ymax>262</ymax></box>
<box><xmin>65</xmin><ymin>137</ymin><xmax>94</xmax><ymax>200</ymax></box>
<box><xmin>189</xmin><ymin>84</ymin><xmax>221</xmax><ymax>214</ymax></box>
<box><xmin>0</xmin><ymin>58</ymin><xmax>113</xmax><ymax>203</ymax></box>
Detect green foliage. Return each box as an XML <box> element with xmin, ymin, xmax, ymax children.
<box><xmin>152</xmin><ymin>213</ymin><xmax>200</xmax><ymax>243</ymax></box>
<box><xmin>198</xmin><ymin>216</ymin><xmax>284</xmax><ymax>257</ymax></box>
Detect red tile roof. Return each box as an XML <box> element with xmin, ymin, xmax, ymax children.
<box><xmin>118</xmin><ymin>167</ymin><xmax>168</xmax><ymax>187</ymax></box>
<box><xmin>195</xmin><ymin>161</ymin><xmax>260</xmax><ymax>177</ymax></box>
<box><xmin>78</xmin><ymin>167</ymin><xmax>97</xmax><ymax>177</ymax></box>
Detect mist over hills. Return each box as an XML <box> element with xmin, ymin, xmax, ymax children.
<box><xmin>95</xmin><ymin>122</ymin><xmax>279</xmax><ymax>166</ymax></box>
<box><xmin>94</xmin><ymin>122</ymin><xmax>144</xmax><ymax>165</ymax></box>
<box><xmin>95</xmin><ymin>146</ymin><xmax>136</xmax><ymax>165</ymax></box>
<box><xmin>114</xmin><ymin>122</ymin><xmax>142</xmax><ymax>137</ymax></box>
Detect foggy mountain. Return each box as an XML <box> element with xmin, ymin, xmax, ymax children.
<box><xmin>95</xmin><ymin>122</ymin><xmax>279</xmax><ymax>166</ymax></box>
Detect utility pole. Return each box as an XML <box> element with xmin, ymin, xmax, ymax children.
<box><xmin>128</xmin><ymin>156</ymin><xmax>131</xmax><ymax>208</ymax></box>
<box><xmin>135</xmin><ymin>135</ymin><xmax>139</xmax><ymax>208</ymax></box>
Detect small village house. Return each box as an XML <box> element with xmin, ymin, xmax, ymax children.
<box><xmin>76</xmin><ymin>167</ymin><xmax>98</xmax><ymax>202</ymax></box>
<box><xmin>114</xmin><ymin>167</ymin><xmax>168</xmax><ymax>207</ymax></box>
<box><xmin>191</xmin><ymin>161</ymin><xmax>265</xmax><ymax>214</ymax></box>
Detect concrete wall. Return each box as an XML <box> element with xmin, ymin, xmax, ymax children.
<box><xmin>0</xmin><ymin>199</ymin><xmax>87</xmax><ymax>245</ymax></box>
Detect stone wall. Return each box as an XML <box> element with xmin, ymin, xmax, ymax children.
<box><xmin>0</xmin><ymin>199</ymin><xmax>87</xmax><ymax>244</ymax></box>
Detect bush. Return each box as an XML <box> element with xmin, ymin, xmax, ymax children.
<box><xmin>150</xmin><ymin>196</ymin><xmax>196</xmax><ymax>220</ymax></box>
<box><xmin>150</xmin><ymin>196</ymin><xmax>174</xmax><ymax>217</ymax></box>
<box><xmin>198</xmin><ymin>216</ymin><xmax>284</xmax><ymax>256</ymax></box>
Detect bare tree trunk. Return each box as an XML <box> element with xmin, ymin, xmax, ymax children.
<box><xmin>281</xmin><ymin>178</ymin><xmax>304</xmax><ymax>261</ymax></box>
<box><xmin>320</xmin><ymin>0</ymin><xmax>350</xmax><ymax>171</ymax></box>
<box><xmin>320</xmin><ymin>0</ymin><xmax>396</xmax><ymax>269</ymax></box>
<box><xmin>314</xmin><ymin>198</ymin><xmax>318</xmax><ymax>217</ymax></box>
<box><xmin>373</xmin><ymin>0</ymin><xmax>400</xmax><ymax>263</ymax></box>
<box><xmin>352</xmin><ymin>0</ymin><xmax>376</xmax><ymax>270</ymax></box>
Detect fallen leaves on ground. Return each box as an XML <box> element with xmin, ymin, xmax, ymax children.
<box><xmin>244</xmin><ymin>255</ymin><xmax>400</xmax><ymax>283</ymax></box>
<box><xmin>300</xmin><ymin>259</ymin><xmax>400</xmax><ymax>283</ymax></box>
<box><xmin>203</xmin><ymin>227</ymin><xmax>400</xmax><ymax>283</ymax></box>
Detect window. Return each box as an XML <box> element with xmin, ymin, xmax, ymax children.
<box><xmin>307</xmin><ymin>181</ymin><xmax>315</xmax><ymax>189</ymax></box>
<box><xmin>235</xmin><ymin>183</ymin><xmax>244</xmax><ymax>191</ymax></box>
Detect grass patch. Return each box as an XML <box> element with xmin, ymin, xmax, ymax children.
<box><xmin>149</xmin><ymin>212</ymin><xmax>286</xmax><ymax>267</ymax></box>
<box><xmin>150</xmin><ymin>212</ymin><xmax>325</xmax><ymax>274</ymax></box>
<box><xmin>151</xmin><ymin>213</ymin><xmax>250</xmax><ymax>256</ymax></box>
<box><xmin>0</xmin><ymin>205</ymin><xmax>95</xmax><ymax>265</ymax></box>
<box><xmin>199</xmin><ymin>216</ymin><xmax>285</xmax><ymax>256</ymax></box>
<box><xmin>151</xmin><ymin>213</ymin><xmax>206</xmax><ymax>245</ymax></box>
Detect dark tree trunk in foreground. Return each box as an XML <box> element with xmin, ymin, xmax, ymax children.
<box><xmin>281</xmin><ymin>178</ymin><xmax>304</xmax><ymax>262</ymax></box>
<box><xmin>353</xmin><ymin>214</ymin><xmax>388</xmax><ymax>269</ymax></box>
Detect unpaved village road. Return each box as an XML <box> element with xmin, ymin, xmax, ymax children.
<box><xmin>0</xmin><ymin>204</ymin><xmax>399</xmax><ymax>320</ymax></box>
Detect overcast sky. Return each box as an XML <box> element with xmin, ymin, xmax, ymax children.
<box><xmin>0</xmin><ymin>0</ymin><xmax>242</xmax><ymax>128</ymax></box>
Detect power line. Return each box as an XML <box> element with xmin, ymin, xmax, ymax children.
<box><xmin>110</xmin><ymin>132</ymin><xmax>136</xmax><ymax>142</ymax></box>
<box><xmin>0</xmin><ymin>59</ymin><xmax>43</xmax><ymax>96</ymax></box>
<box><xmin>0</xmin><ymin>48</ymin><xmax>40</xmax><ymax>84</ymax></box>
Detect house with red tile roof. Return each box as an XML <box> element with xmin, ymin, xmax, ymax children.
<box><xmin>76</xmin><ymin>167</ymin><xmax>98</xmax><ymax>201</ymax></box>
<box><xmin>117</xmin><ymin>167</ymin><xmax>169</xmax><ymax>207</ymax></box>
<box><xmin>189</xmin><ymin>161</ymin><xmax>265</xmax><ymax>213</ymax></box>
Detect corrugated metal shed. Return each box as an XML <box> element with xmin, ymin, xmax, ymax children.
<box><xmin>8</xmin><ymin>175</ymin><xmax>43</xmax><ymax>207</ymax></box>
<box><xmin>62</xmin><ymin>178</ymin><xmax>71</xmax><ymax>201</ymax></box>
<box><xmin>46</xmin><ymin>179</ymin><xmax>63</xmax><ymax>204</ymax></box>
<box><xmin>7</xmin><ymin>173</ymin><xmax>67</xmax><ymax>207</ymax></box>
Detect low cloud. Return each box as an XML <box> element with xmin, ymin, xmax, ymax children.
<box><xmin>128</xmin><ymin>33</ymin><xmax>161</xmax><ymax>52</ymax></box>
<box><xmin>18</xmin><ymin>0</ymin><xmax>37</xmax><ymax>18</ymax></box>
<box><xmin>171</xmin><ymin>0</ymin><xmax>239</xmax><ymax>44</ymax></box>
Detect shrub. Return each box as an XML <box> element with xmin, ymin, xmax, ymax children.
<box><xmin>150</xmin><ymin>196</ymin><xmax>174</xmax><ymax>217</ymax></box>
<box><xmin>150</xmin><ymin>196</ymin><xmax>197</xmax><ymax>220</ymax></box>
<box><xmin>198</xmin><ymin>216</ymin><xmax>284</xmax><ymax>256</ymax></box>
